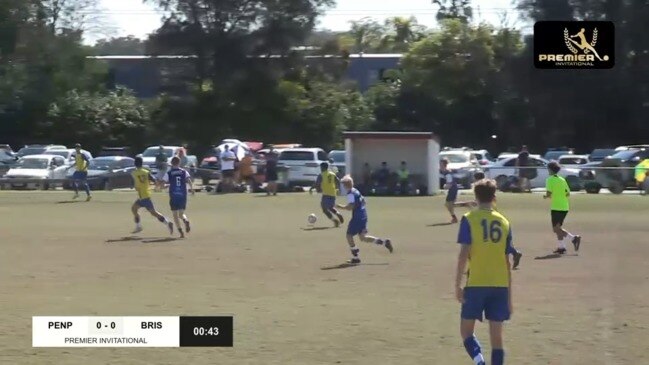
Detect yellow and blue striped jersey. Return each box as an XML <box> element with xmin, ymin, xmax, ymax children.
<box><xmin>132</xmin><ymin>168</ymin><xmax>153</xmax><ymax>199</ymax></box>
<box><xmin>74</xmin><ymin>153</ymin><xmax>89</xmax><ymax>172</ymax></box>
<box><xmin>457</xmin><ymin>209</ymin><xmax>511</xmax><ymax>287</ymax></box>
<box><xmin>317</xmin><ymin>170</ymin><xmax>339</xmax><ymax>197</ymax></box>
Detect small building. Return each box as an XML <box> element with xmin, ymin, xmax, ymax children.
<box><xmin>343</xmin><ymin>131</ymin><xmax>440</xmax><ymax>195</ymax></box>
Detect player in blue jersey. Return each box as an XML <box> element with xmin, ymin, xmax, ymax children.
<box><xmin>336</xmin><ymin>175</ymin><xmax>393</xmax><ymax>264</ymax></box>
<box><xmin>164</xmin><ymin>156</ymin><xmax>194</xmax><ymax>238</ymax></box>
<box><xmin>441</xmin><ymin>158</ymin><xmax>460</xmax><ymax>223</ymax></box>
<box><xmin>455</xmin><ymin>179</ymin><xmax>512</xmax><ymax>365</ymax></box>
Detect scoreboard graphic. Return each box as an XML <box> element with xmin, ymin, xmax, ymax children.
<box><xmin>32</xmin><ymin>316</ymin><xmax>233</xmax><ymax>347</ymax></box>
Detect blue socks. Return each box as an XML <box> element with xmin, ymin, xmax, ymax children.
<box><xmin>492</xmin><ymin>349</ymin><xmax>504</xmax><ymax>365</ymax></box>
<box><xmin>463</xmin><ymin>335</ymin><xmax>485</xmax><ymax>364</ymax></box>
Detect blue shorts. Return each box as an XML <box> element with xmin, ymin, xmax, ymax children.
<box><xmin>170</xmin><ymin>196</ymin><xmax>187</xmax><ymax>211</ymax></box>
<box><xmin>347</xmin><ymin>218</ymin><xmax>368</xmax><ymax>236</ymax></box>
<box><xmin>446</xmin><ymin>186</ymin><xmax>459</xmax><ymax>202</ymax></box>
<box><xmin>321</xmin><ymin>195</ymin><xmax>336</xmax><ymax>211</ymax></box>
<box><xmin>461</xmin><ymin>287</ymin><xmax>510</xmax><ymax>322</ymax></box>
<box><xmin>72</xmin><ymin>171</ymin><xmax>88</xmax><ymax>180</ymax></box>
<box><xmin>135</xmin><ymin>198</ymin><xmax>155</xmax><ymax>210</ymax></box>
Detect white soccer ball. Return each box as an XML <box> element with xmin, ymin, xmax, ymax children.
<box><xmin>307</xmin><ymin>214</ymin><xmax>317</xmax><ymax>224</ymax></box>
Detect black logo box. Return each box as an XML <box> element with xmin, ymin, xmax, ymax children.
<box><xmin>534</xmin><ymin>21</ymin><xmax>615</xmax><ymax>69</ymax></box>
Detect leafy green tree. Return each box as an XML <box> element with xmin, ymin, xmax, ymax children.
<box><xmin>433</xmin><ymin>0</ymin><xmax>473</xmax><ymax>23</ymax></box>
<box><xmin>93</xmin><ymin>36</ymin><xmax>146</xmax><ymax>55</ymax></box>
<box><xmin>45</xmin><ymin>87</ymin><xmax>149</xmax><ymax>152</ymax></box>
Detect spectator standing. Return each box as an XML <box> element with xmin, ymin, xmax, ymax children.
<box><xmin>397</xmin><ymin>161</ymin><xmax>410</xmax><ymax>195</ymax></box>
<box><xmin>220</xmin><ymin>145</ymin><xmax>236</xmax><ymax>193</ymax></box>
<box><xmin>155</xmin><ymin>145</ymin><xmax>168</xmax><ymax>192</ymax></box>
<box><xmin>265</xmin><ymin>147</ymin><xmax>279</xmax><ymax>196</ymax></box>
<box><xmin>516</xmin><ymin>145</ymin><xmax>533</xmax><ymax>192</ymax></box>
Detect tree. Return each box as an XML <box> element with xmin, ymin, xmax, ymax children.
<box><xmin>379</xmin><ymin>17</ymin><xmax>427</xmax><ymax>53</ymax></box>
<box><xmin>44</xmin><ymin>88</ymin><xmax>149</xmax><ymax>152</ymax></box>
<box><xmin>93</xmin><ymin>36</ymin><xmax>147</xmax><ymax>55</ymax></box>
<box><xmin>433</xmin><ymin>0</ymin><xmax>473</xmax><ymax>23</ymax></box>
<box><xmin>347</xmin><ymin>18</ymin><xmax>385</xmax><ymax>53</ymax></box>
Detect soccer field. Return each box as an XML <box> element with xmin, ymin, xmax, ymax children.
<box><xmin>1</xmin><ymin>191</ymin><xmax>648</xmax><ymax>365</ymax></box>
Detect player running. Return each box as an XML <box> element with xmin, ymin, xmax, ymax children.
<box><xmin>455</xmin><ymin>179</ymin><xmax>512</xmax><ymax>365</ymax></box>
<box><xmin>544</xmin><ymin>161</ymin><xmax>581</xmax><ymax>254</ymax></box>
<box><xmin>336</xmin><ymin>175</ymin><xmax>393</xmax><ymax>264</ymax></box>
<box><xmin>441</xmin><ymin>159</ymin><xmax>459</xmax><ymax>223</ymax></box>
<box><xmin>164</xmin><ymin>156</ymin><xmax>194</xmax><ymax>238</ymax></box>
<box><xmin>314</xmin><ymin>162</ymin><xmax>344</xmax><ymax>227</ymax></box>
<box><xmin>131</xmin><ymin>156</ymin><xmax>173</xmax><ymax>235</ymax></box>
<box><xmin>68</xmin><ymin>143</ymin><xmax>91</xmax><ymax>201</ymax></box>
<box><xmin>454</xmin><ymin>172</ymin><xmax>524</xmax><ymax>269</ymax></box>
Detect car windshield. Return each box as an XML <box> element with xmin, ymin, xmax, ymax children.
<box><xmin>544</xmin><ymin>151</ymin><xmax>569</xmax><ymax>160</ymax></box>
<box><xmin>441</xmin><ymin>153</ymin><xmax>468</xmax><ymax>163</ymax></box>
<box><xmin>45</xmin><ymin>151</ymin><xmax>69</xmax><ymax>158</ymax></box>
<box><xmin>17</xmin><ymin>147</ymin><xmax>45</xmax><ymax>157</ymax></box>
<box><xmin>142</xmin><ymin>148</ymin><xmax>174</xmax><ymax>158</ymax></box>
<box><xmin>88</xmin><ymin>159</ymin><xmax>120</xmax><ymax>170</ymax></box>
<box><xmin>609</xmin><ymin>150</ymin><xmax>638</xmax><ymax>160</ymax></box>
<box><xmin>328</xmin><ymin>151</ymin><xmax>345</xmax><ymax>163</ymax></box>
<box><xmin>560</xmin><ymin>157</ymin><xmax>587</xmax><ymax>165</ymax></box>
<box><xmin>16</xmin><ymin>158</ymin><xmax>48</xmax><ymax>169</ymax></box>
<box><xmin>279</xmin><ymin>151</ymin><xmax>315</xmax><ymax>161</ymax></box>
<box><xmin>590</xmin><ymin>149</ymin><xmax>615</xmax><ymax>161</ymax></box>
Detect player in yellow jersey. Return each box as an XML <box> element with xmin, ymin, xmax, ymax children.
<box><xmin>455</xmin><ymin>179</ymin><xmax>512</xmax><ymax>365</ymax></box>
<box><xmin>314</xmin><ymin>162</ymin><xmax>345</xmax><ymax>227</ymax></box>
<box><xmin>544</xmin><ymin>161</ymin><xmax>581</xmax><ymax>254</ymax></box>
<box><xmin>69</xmin><ymin>143</ymin><xmax>91</xmax><ymax>201</ymax></box>
<box><xmin>131</xmin><ymin>156</ymin><xmax>173</xmax><ymax>235</ymax></box>
<box><xmin>454</xmin><ymin>172</ymin><xmax>523</xmax><ymax>269</ymax></box>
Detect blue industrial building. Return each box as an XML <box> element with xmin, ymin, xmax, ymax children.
<box><xmin>92</xmin><ymin>54</ymin><xmax>402</xmax><ymax>98</ymax></box>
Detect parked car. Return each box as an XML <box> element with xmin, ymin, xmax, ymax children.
<box><xmin>278</xmin><ymin>148</ymin><xmax>328</xmax><ymax>188</ymax></box>
<box><xmin>0</xmin><ymin>144</ymin><xmax>15</xmax><ymax>155</ymax></box>
<box><xmin>484</xmin><ymin>156</ymin><xmax>582</xmax><ymax>191</ymax></box>
<box><xmin>588</xmin><ymin>148</ymin><xmax>616</xmax><ymax>162</ymax></box>
<box><xmin>328</xmin><ymin>150</ymin><xmax>346</xmax><ymax>177</ymax></box>
<box><xmin>470</xmin><ymin>149</ymin><xmax>495</xmax><ymax>166</ymax></box>
<box><xmin>98</xmin><ymin>147</ymin><xmax>132</xmax><ymax>157</ymax></box>
<box><xmin>543</xmin><ymin>148</ymin><xmax>573</xmax><ymax>161</ymax></box>
<box><xmin>63</xmin><ymin>156</ymin><xmax>136</xmax><ymax>190</ymax></box>
<box><xmin>3</xmin><ymin>155</ymin><xmax>68</xmax><ymax>189</ymax></box>
<box><xmin>15</xmin><ymin>144</ymin><xmax>67</xmax><ymax>158</ymax></box>
<box><xmin>140</xmin><ymin>146</ymin><xmax>197</xmax><ymax>175</ymax></box>
<box><xmin>558</xmin><ymin>154</ymin><xmax>589</xmax><ymax>167</ymax></box>
<box><xmin>44</xmin><ymin>149</ymin><xmax>93</xmax><ymax>166</ymax></box>
<box><xmin>439</xmin><ymin>150</ymin><xmax>481</xmax><ymax>188</ymax></box>
<box><xmin>197</xmin><ymin>148</ymin><xmax>220</xmax><ymax>185</ymax></box>
<box><xmin>0</xmin><ymin>149</ymin><xmax>18</xmax><ymax>177</ymax></box>
<box><xmin>614</xmin><ymin>144</ymin><xmax>649</xmax><ymax>151</ymax></box>
<box><xmin>592</xmin><ymin>148</ymin><xmax>649</xmax><ymax>194</ymax></box>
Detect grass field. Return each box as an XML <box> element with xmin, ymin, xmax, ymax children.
<box><xmin>1</xmin><ymin>190</ymin><xmax>648</xmax><ymax>365</ymax></box>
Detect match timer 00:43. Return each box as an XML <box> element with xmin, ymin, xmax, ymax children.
<box><xmin>33</xmin><ymin>316</ymin><xmax>233</xmax><ymax>347</ymax></box>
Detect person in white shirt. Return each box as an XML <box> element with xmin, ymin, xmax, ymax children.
<box><xmin>220</xmin><ymin>146</ymin><xmax>237</xmax><ymax>193</ymax></box>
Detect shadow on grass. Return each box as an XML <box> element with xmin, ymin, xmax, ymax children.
<box><xmin>56</xmin><ymin>200</ymin><xmax>82</xmax><ymax>204</ymax></box>
<box><xmin>320</xmin><ymin>262</ymin><xmax>389</xmax><ymax>270</ymax></box>
<box><xmin>427</xmin><ymin>222</ymin><xmax>454</xmax><ymax>227</ymax></box>
<box><xmin>301</xmin><ymin>227</ymin><xmax>335</xmax><ymax>231</ymax></box>
<box><xmin>534</xmin><ymin>253</ymin><xmax>579</xmax><ymax>260</ymax></box>
<box><xmin>142</xmin><ymin>237</ymin><xmax>178</xmax><ymax>243</ymax></box>
<box><xmin>105</xmin><ymin>236</ymin><xmax>176</xmax><ymax>243</ymax></box>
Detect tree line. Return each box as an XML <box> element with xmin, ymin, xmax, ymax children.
<box><xmin>1</xmin><ymin>0</ymin><xmax>648</xmax><ymax>157</ymax></box>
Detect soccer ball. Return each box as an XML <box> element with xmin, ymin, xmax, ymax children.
<box><xmin>307</xmin><ymin>214</ymin><xmax>317</xmax><ymax>225</ymax></box>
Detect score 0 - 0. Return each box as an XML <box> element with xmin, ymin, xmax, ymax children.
<box><xmin>88</xmin><ymin>317</ymin><xmax>124</xmax><ymax>335</ymax></box>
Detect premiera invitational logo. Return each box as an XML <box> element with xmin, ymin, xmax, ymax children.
<box><xmin>534</xmin><ymin>21</ymin><xmax>615</xmax><ymax>69</ymax></box>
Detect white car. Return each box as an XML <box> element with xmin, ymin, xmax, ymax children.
<box><xmin>558</xmin><ymin>154</ymin><xmax>589</xmax><ymax>168</ymax></box>
<box><xmin>439</xmin><ymin>150</ymin><xmax>480</xmax><ymax>188</ymax></box>
<box><xmin>141</xmin><ymin>146</ymin><xmax>183</xmax><ymax>170</ymax></box>
<box><xmin>44</xmin><ymin>149</ymin><xmax>93</xmax><ymax>166</ymax></box>
<box><xmin>278</xmin><ymin>148</ymin><xmax>328</xmax><ymax>187</ymax></box>
<box><xmin>4</xmin><ymin>155</ymin><xmax>68</xmax><ymax>189</ymax></box>
<box><xmin>484</xmin><ymin>156</ymin><xmax>582</xmax><ymax>191</ymax></box>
